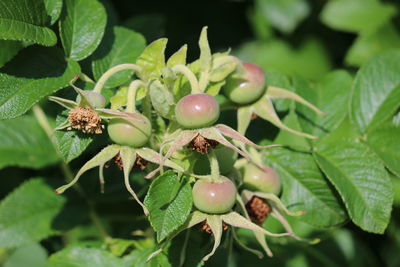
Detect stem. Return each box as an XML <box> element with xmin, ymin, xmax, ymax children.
<box><xmin>126</xmin><ymin>80</ymin><xmax>145</xmax><ymax>113</ymax></box>
<box><xmin>93</xmin><ymin>64</ymin><xmax>142</xmax><ymax>93</ymax></box>
<box><xmin>32</xmin><ymin>105</ymin><xmax>110</xmax><ymax>240</ymax></box>
<box><xmin>172</xmin><ymin>64</ymin><xmax>200</xmax><ymax>94</ymax></box>
<box><xmin>207</xmin><ymin>150</ymin><xmax>221</xmax><ymax>182</ymax></box>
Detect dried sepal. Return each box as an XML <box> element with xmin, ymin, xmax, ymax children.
<box><xmin>55</xmin><ymin>145</ymin><xmax>120</xmax><ymax>194</ymax></box>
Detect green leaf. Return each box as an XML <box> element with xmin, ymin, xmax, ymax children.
<box><xmin>48</xmin><ymin>246</ymin><xmax>122</xmax><ymax>267</ymax></box>
<box><xmin>345</xmin><ymin>24</ymin><xmax>400</xmax><ymax>67</ymax></box>
<box><xmin>3</xmin><ymin>243</ymin><xmax>47</xmax><ymax>267</ymax></box>
<box><xmin>0</xmin><ymin>115</ymin><xmax>59</xmax><ymax>169</ymax></box>
<box><xmin>0</xmin><ymin>40</ymin><xmax>23</xmax><ymax>68</ymax></box>
<box><xmin>0</xmin><ymin>0</ymin><xmax>57</xmax><ymax>46</ymax></box>
<box><xmin>54</xmin><ymin>113</ymin><xmax>93</xmax><ymax>163</ymax></box>
<box><xmin>255</xmin><ymin>0</ymin><xmax>310</xmax><ymax>34</ymax></box>
<box><xmin>293</xmin><ymin>71</ymin><xmax>353</xmax><ymax>139</ymax></box>
<box><xmin>236</xmin><ymin>38</ymin><xmax>331</xmax><ymax>81</ymax></box>
<box><xmin>44</xmin><ymin>0</ymin><xmax>63</xmax><ymax>25</ymax></box>
<box><xmin>314</xmin><ymin>120</ymin><xmax>393</xmax><ymax>234</ymax></box>
<box><xmin>149</xmin><ymin>80</ymin><xmax>175</xmax><ymax>119</ymax></box>
<box><xmin>0</xmin><ymin>46</ymin><xmax>80</xmax><ymax>120</ymax></box>
<box><xmin>136</xmin><ymin>38</ymin><xmax>167</xmax><ymax>81</ymax></box>
<box><xmin>350</xmin><ymin>51</ymin><xmax>400</xmax><ymax>133</ymax></box>
<box><xmin>123</xmin><ymin>247</ymin><xmax>170</xmax><ymax>267</ymax></box>
<box><xmin>366</xmin><ymin>122</ymin><xmax>400</xmax><ymax>177</ymax></box>
<box><xmin>92</xmin><ymin>26</ymin><xmax>146</xmax><ymax>88</ymax></box>
<box><xmin>144</xmin><ymin>171</ymin><xmax>193</xmax><ymax>242</ymax></box>
<box><xmin>264</xmin><ymin>148</ymin><xmax>347</xmax><ymax>228</ymax></box>
<box><xmin>0</xmin><ymin>179</ymin><xmax>66</xmax><ymax>248</ymax></box>
<box><xmin>59</xmin><ymin>0</ymin><xmax>107</xmax><ymax>61</ymax></box>
<box><xmin>320</xmin><ymin>0</ymin><xmax>396</xmax><ymax>34</ymax></box>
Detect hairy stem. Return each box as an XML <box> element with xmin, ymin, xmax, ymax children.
<box><xmin>126</xmin><ymin>80</ymin><xmax>145</xmax><ymax>113</ymax></box>
<box><xmin>93</xmin><ymin>64</ymin><xmax>142</xmax><ymax>93</ymax></box>
<box><xmin>207</xmin><ymin>150</ymin><xmax>221</xmax><ymax>182</ymax></box>
<box><xmin>32</xmin><ymin>105</ymin><xmax>110</xmax><ymax>240</ymax></box>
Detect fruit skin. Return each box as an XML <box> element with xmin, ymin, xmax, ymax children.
<box><xmin>243</xmin><ymin>164</ymin><xmax>281</xmax><ymax>195</ymax></box>
<box><xmin>193</xmin><ymin>146</ymin><xmax>238</xmax><ymax>175</ymax></box>
<box><xmin>192</xmin><ymin>176</ymin><xmax>237</xmax><ymax>214</ymax></box>
<box><xmin>107</xmin><ymin>114</ymin><xmax>152</xmax><ymax>148</ymax></box>
<box><xmin>175</xmin><ymin>93</ymin><xmax>220</xmax><ymax>129</ymax></box>
<box><xmin>223</xmin><ymin>62</ymin><xmax>266</xmax><ymax>105</ymax></box>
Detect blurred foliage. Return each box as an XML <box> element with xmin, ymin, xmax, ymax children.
<box><xmin>0</xmin><ymin>0</ymin><xmax>400</xmax><ymax>266</ymax></box>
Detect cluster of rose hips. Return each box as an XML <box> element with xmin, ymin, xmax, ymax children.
<box><xmin>50</xmin><ymin>27</ymin><xmax>322</xmax><ymax>261</ymax></box>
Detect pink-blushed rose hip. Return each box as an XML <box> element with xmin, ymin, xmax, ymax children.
<box><xmin>175</xmin><ymin>93</ymin><xmax>220</xmax><ymax>129</ymax></box>
<box><xmin>224</xmin><ymin>62</ymin><xmax>266</xmax><ymax>105</ymax></box>
<box><xmin>192</xmin><ymin>176</ymin><xmax>237</xmax><ymax>214</ymax></box>
<box><xmin>107</xmin><ymin>115</ymin><xmax>152</xmax><ymax>148</ymax></box>
<box><xmin>243</xmin><ymin>164</ymin><xmax>282</xmax><ymax>195</ymax></box>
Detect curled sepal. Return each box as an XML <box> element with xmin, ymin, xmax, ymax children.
<box><xmin>203</xmin><ymin>215</ymin><xmax>223</xmax><ymax>261</ymax></box>
<box><xmin>221</xmin><ymin>212</ymin><xmax>291</xmax><ymax>238</ymax></box>
<box><xmin>136</xmin><ymin>147</ymin><xmax>185</xmax><ymax>173</ymax></box>
<box><xmin>235</xmin><ymin>194</ymin><xmax>273</xmax><ymax>257</ymax></box>
<box><xmin>214</xmin><ymin>124</ymin><xmax>282</xmax><ymax>149</ymax></box>
<box><xmin>237</xmin><ymin>106</ymin><xmax>253</xmax><ymax>135</ymax></box>
<box><xmin>120</xmin><ymin>147</ymin><xmax>149</xmax><ymax>216</ymax></box>
<box><xmin>48</xmin><ymin>96</ymin><xmax>78</xmax><ymax>110</ymax></box>
<box><xmin>266</xmin><ymin>87</ymin><xmax>326</xmax><ymax>116</ymax></box>
<box><xmin>55</xmin><ymin>145</ymin><xmax>120</xmax><ymax>194</ymax></box>
<box><xmin>253</xmin><ymin>232</ymin><xmax>273</xmax><ymax>257</ymax></box>
<box><xmin>253</xmin><ymin>96</ymin><xmax>317</xmax><ymax>139</ymax></box>
<box><xmin>231</xmin><ymin>230</ymin><xmax>265</xmax><ymax>259</ymax></box>
<box><xmin>200</xmin><ymin>127</ymin><xmax>251</xmax><ymax>160</ymax></box>
<box><xmin>145</xmin><ymin>130</ymin><xmax>197</xmax><ymax>179</ymax></box>
<box><xmin>272</xmin><ymin>209</ymin><xmax>320</xmax><ymax>245</ymax></box>
<box><xmin>243</xmin><ymin>190</ymin><xmax>305</xmax><ymax>217</ymax></box>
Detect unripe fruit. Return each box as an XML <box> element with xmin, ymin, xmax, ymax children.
<box><xmin>224</xmin><ymin>62</ymin><xmax>266</xmax><ymax>105</ymax></box>
<box><xmin>243</xmin><ymin>164</ymin><xmax>281</xmax><ymax>195</ymax></box>
<box><xmin>192</xmin><ymin>177</ymin><xmax>237</xmax><ymax>214</ymax></box>
<box><xmin>107</xmin><ymin>115</ymin><xmax>152</xmax><ymax>148</ymax></box>
<box><xmin>193</xmin><ymin>146</ymin><xmax>238</xmax><ymax>175</ymax></box>
<box><xmin>175</xmin><ymin>93</ymin><xmax>220</xmax><ymax>129</ymax></box>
